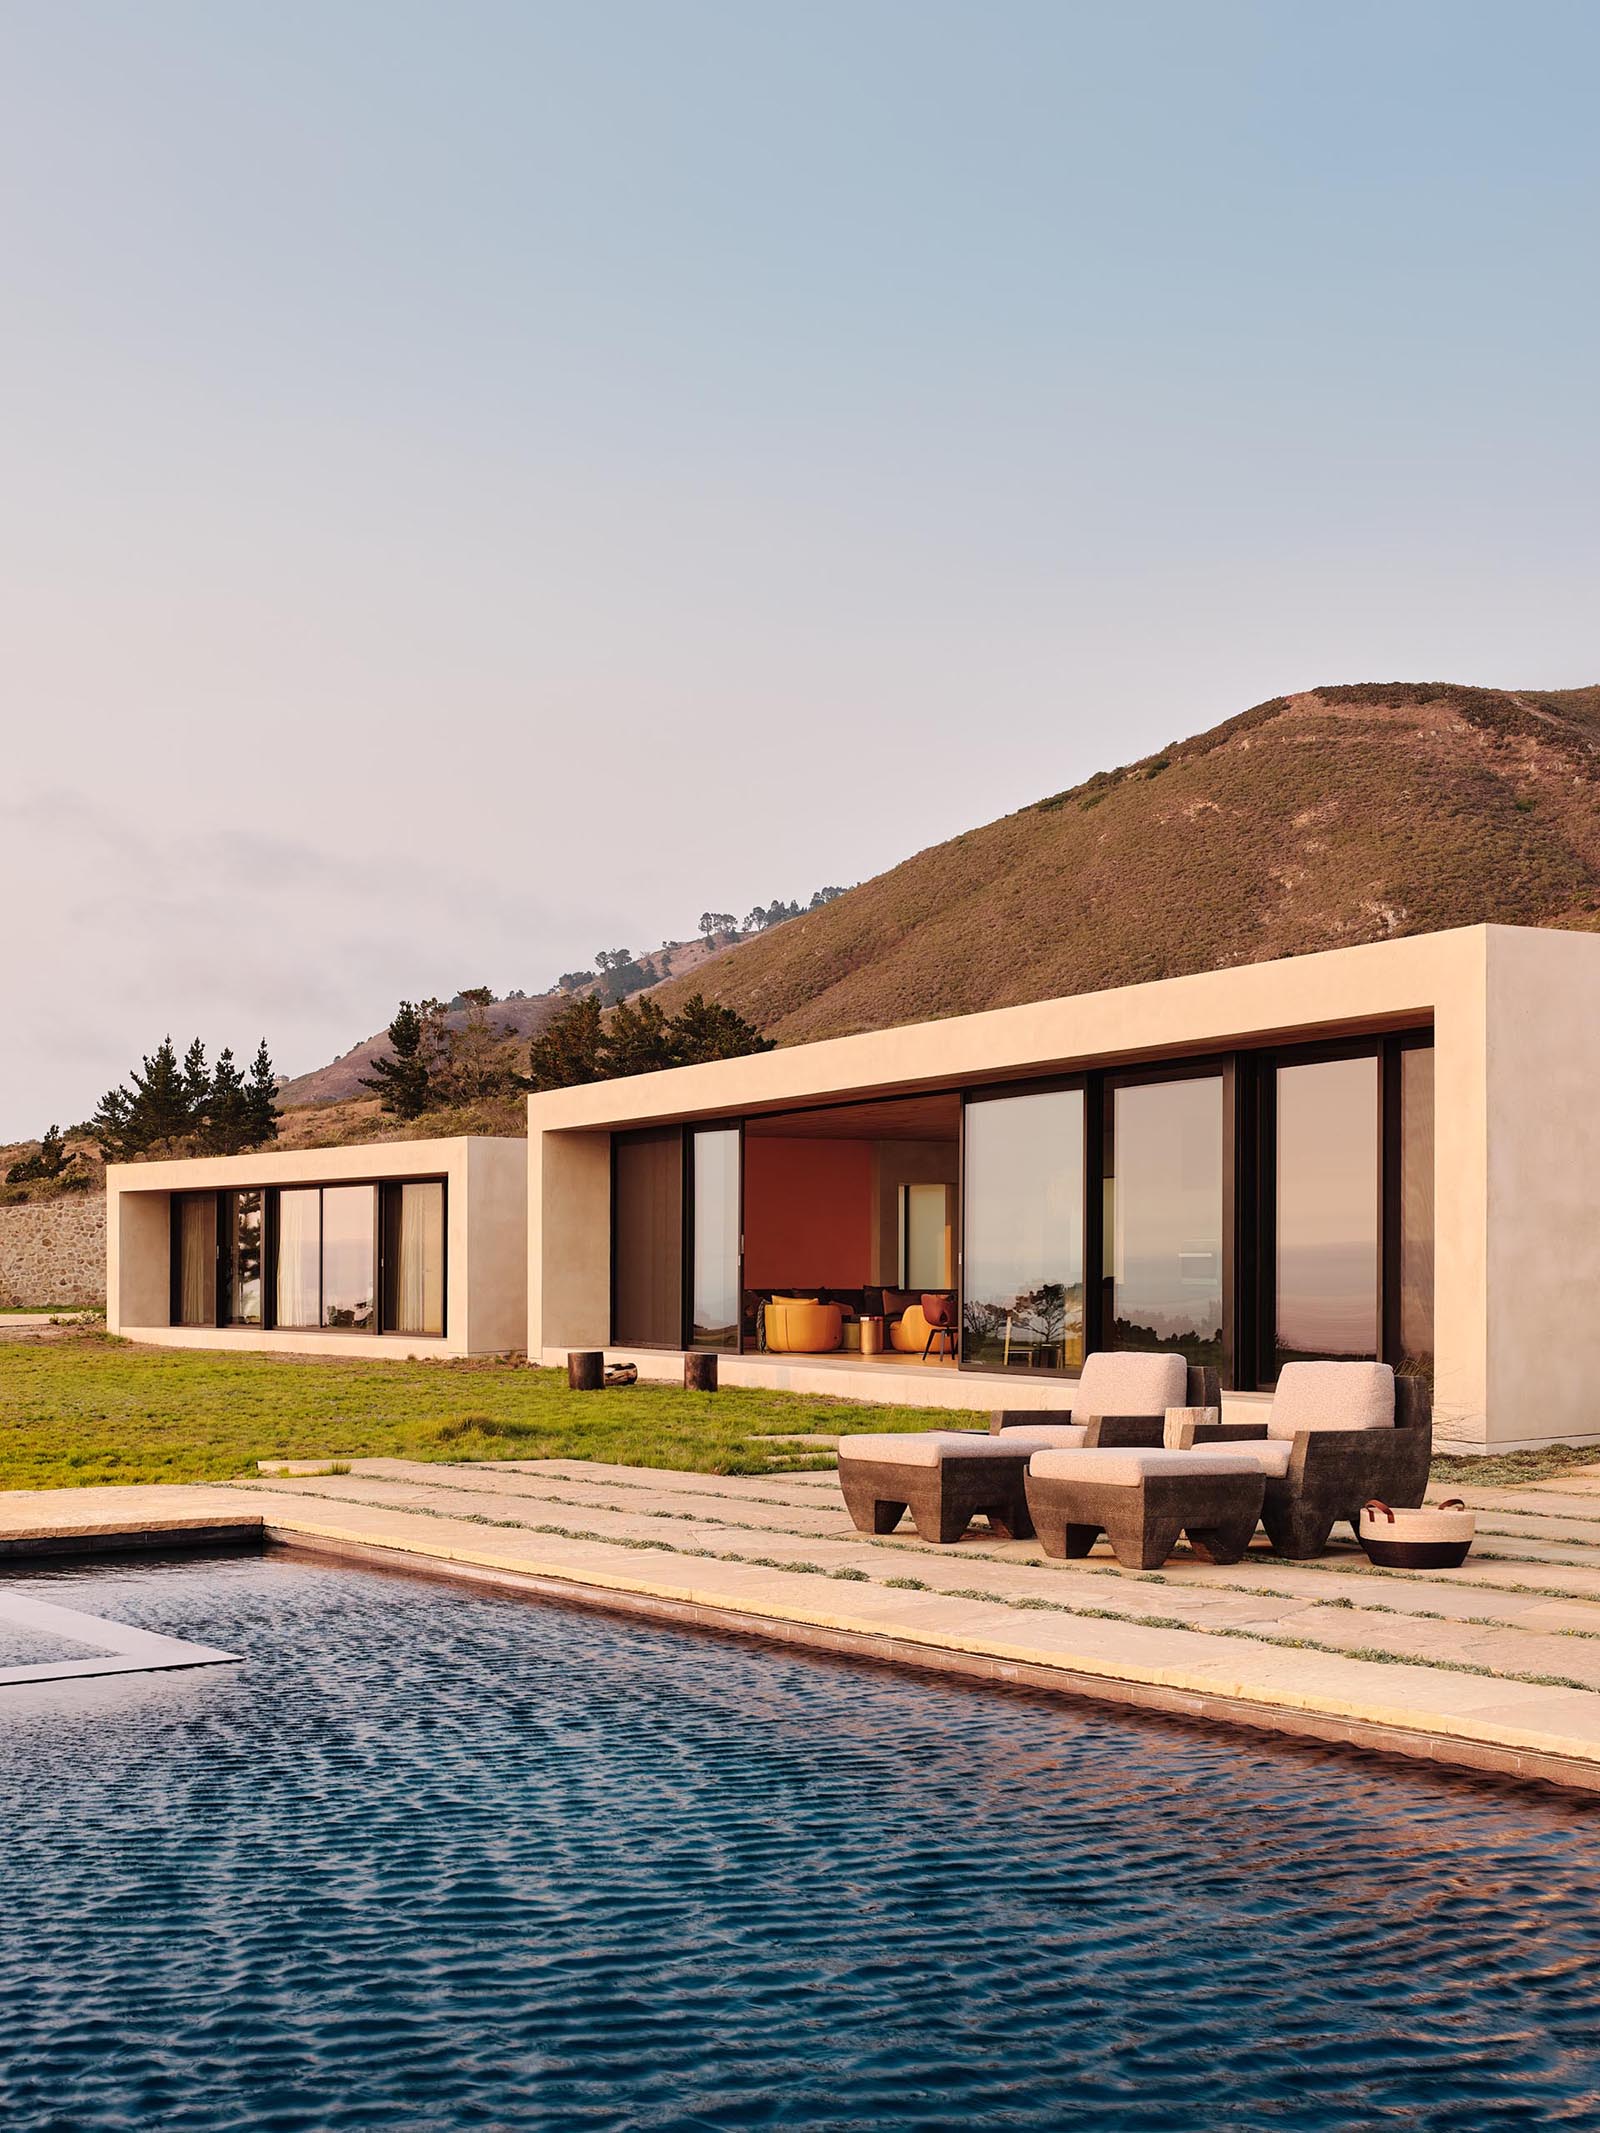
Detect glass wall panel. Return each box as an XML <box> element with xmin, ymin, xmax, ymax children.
<box><xmin>322</xmin><ymin>1185</ymin><xmax>376</xmax><ymax>1330</ymax></box>
<box><xmin>1107</xmin><ymin>1077</ymin><xmax>1224</xmax><ymax>1369</ymax></box>
<box><xmin>275</xmin><ymin>1188</ymin><xmax>321</xmax><ymax>1329</ymax></box>
<box><xmin>962</xmin><ymin>1090</ymin><xmax>1085</xmax><ymax>1371</ymax></box>
<box><xmin>174</xmin><ymin>1193</ymin><xmax>217</xmax><ymax>1327</ymax></box>
<box><xmin>613</xmin><ymin>1128</ymin><xmax>684</xmax><ymax>1346</ymax></box>
<box><xmin>1399</xmin><ymin>1046</ymin><xmax>1435</xmax><ymax>1375</ymax></box>
<box><xmin>689</xmin><ymin>1129</ymin><xmax>740</xmax><ymax>1350</ymax></box>
<box><xmin>226</xmin><ymin>1189</ymin><xmax>264</xmax><ymax>1326</ymax></box>
<box><xmin>382</xmin><ymin>1180</ymin><xmax>445</xmax><ymax>1337</ymax></box>
<box><xmin>1275</xmin><ymin>1056</ymin><xmax>1378</xmax><ymax>1371</ymax></box>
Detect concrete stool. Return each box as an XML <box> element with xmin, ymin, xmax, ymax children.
<box><xmin>1026</xmin><ymin>1447</ymin><xmax>1266</xmax><ymax>1570</ymax></box>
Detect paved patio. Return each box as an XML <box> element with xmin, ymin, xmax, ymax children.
<box><xmin>9</xmin><ymin>1456</ymin><xmax>1600</xmax><ymax>1790</ymax></box>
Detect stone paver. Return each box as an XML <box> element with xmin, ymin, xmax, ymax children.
<box><xmin>10</xmin><ymin>1461</ymin><xmax>1600</xmax><ymax>1787</ymax></box>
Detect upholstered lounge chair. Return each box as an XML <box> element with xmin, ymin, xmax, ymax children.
<box><xmin>989</xmin><ymin>1351</ymin><xmax>1218</xmax><ymax>1447</ymax></box>
<box><xmin>835</xmin><ymin>1350</ymin><xmax>1207</xmax><ymax>1545</ymax></box>
<box><xmin>1167</xmin><ymin>1360</ymin><xmax>1431</xmax><ymax>1559</ymax></box>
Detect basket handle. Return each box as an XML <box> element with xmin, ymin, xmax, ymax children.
<box><xmin>1435</xmin><ymin>1497</ymin><xmax>1466</xmax><ymax>1511</ymax></box>
<box><xmin>1363</xmin><ymin>1499</ymin><xmax>1395</xmax><ymax>1523</ymax></box>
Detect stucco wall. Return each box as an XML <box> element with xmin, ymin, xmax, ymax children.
<box><xmin>0</xmin><ymin>1194</ymin><xmax>107</xmax><ymax>1308</ymax></box>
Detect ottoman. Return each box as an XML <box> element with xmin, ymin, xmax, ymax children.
<box><xmin>1025</xmin><ymin>1447</ymin><xmax>1266</xmax><ymax>1570</ymax></box>
<box><xmin>837</xmin><ymin>1427</ymin><xmax>1090</xmax><ymax>1545</ymax></box>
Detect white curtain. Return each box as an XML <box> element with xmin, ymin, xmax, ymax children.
<box><xmin>390</xmin><ymin>1182</ymin><xmax>444</xmax><ymax>1335</ymax></box>
<box><xmin>276</xmin><ymin>1190</ymin><xmax>321</xmax><ymax>1328</ymax></box>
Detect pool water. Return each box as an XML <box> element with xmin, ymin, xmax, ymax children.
<box><xmin>3</xmin><ymin>1553</ymin><xmax>1599</xmax><ymax>2132</ymax></box>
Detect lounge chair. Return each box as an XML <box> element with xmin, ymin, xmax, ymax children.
<box><xmin>990</xmin><ymin>1352</ymin><xmax>1219</xmax><ymax>1445</ymax></box>
<box><xmin>1166</xmin><ymin>1360</ymin><xmax>1431</xmax><ymax>1559</ymax></box>
<box><xmin>835</xmin><ymin>1350</ymin><xmax>1203</xmax><ymax>1545</ymax></box>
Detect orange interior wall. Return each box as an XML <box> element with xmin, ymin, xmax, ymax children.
<box><xmin>742</xmin><ymin>1138</ymin><xmax>873</xmax><ymax>1288</ymax></box>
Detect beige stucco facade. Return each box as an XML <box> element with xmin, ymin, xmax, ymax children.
<box><xmin>107</xmin><ymin>1137</ymin><xmax>527</xmax><ymax>1360</ymax></box>
<box><xmin>527</xmin><ymin>925</ymin><xmax>1600</xmax><ymax>1454</ymax></box>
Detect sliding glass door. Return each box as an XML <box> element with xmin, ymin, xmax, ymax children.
<box><xmin>1104</xmin><ymin>1073</ymin><xmax>1226</xmax><ymax>1372</ymax></box>
<box><xmin>1274</xmin><ymin>1055</ymin><xmax>1379</xmax><ymax>1371</ymax></box>
<box><xmin>962</xmin><ymin>1089</ymin><xmax>1085</xmax><ymax>1370</ymax></box>
<box><xmin>613</xmin><ymin>1127</ymin><xmax>685</xmax><ymax>1346</ymax></box>
<box><xmin>173</xmin><ymin>1193</ymin><xmax>217</xmax><ymax>1327</ymax></box>
<box><xmin>382</xmin><ymin>1180</ymin><xmax>446</xmax><ymax>1338</ymax></box>
<box><xmin>689</xmin><ymin>1128</ymin><xmax>740</xmax><ymax>1350</ymax></box>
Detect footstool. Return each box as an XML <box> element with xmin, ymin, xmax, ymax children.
<box><xmin>1024</xmin><ymin>1448</ymin><xmax>1266</xmax><ymax>1570</ymax></box>
<box><xmin>837</xmin><ymin>1427</ymin><xmax>1090</xmax><ymax>1544</ymax></box>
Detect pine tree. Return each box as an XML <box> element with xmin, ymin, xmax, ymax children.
<box><xmin>127</xmin><ymin>1037</ymin><xmax>192</xmax><ymax>1153</ymax></box>
<box><xmin>360</xmin><ymin>1001</ymin><xmax>432</xmax><ymax>1118</ymax></box>
<box><xmin>91</xmin><ymin>1084</ymin><xmax>136</xmax><ymax>1161</ymax></box>
<box><xmin>525</xmin><ymin>995</ymin><xmax>607</xmax><ymax>1091</ymax></box>
<box><xmin>244</xmin><ymin>1041</ymin><xmax>279</xmax><ymax>1147</ymax></box>
<box><xmin>205</xmin><ymin>1047</ymin><xmax>250</xmax><ymax>1153</ymax></box>
<box><xmin>603</xmin><ymin>996</ymin><xmax>678</xmax><ymax>1078</ymax></box>
<box><xmin>181</xmin><ymin>1038</ymin><xmax>211</xmax><ymax>1130</ymax></box>
<box><xmin>668</xmin><ymin>994</ymin><xmax>774</xmax><ymax>1065</ymax></box>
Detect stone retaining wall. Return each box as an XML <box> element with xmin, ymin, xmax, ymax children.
<box><xmin>0</xmin><ymin>1194</ymin><xmax>107</xmax><ymax>1308</ymax></box>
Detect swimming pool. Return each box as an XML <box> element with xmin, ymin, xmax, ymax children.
<box><xmin>3</xmin><ymin>1551</ymin><xmax>1598</xmax><ymax>2131</ymax></box>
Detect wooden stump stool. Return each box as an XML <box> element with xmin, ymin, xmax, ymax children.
<box><xmin>567</xmin><ymin>1350</ymin><xmax>604</xmax><ymax>1392</ymax></box>
<box><xmin>684</xmin><ymin>1352</ymin><xmax>719</xmax><ymax>1392</ymax></box>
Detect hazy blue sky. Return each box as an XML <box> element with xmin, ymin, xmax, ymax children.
<box><xmin>3</xmin><ymin>1</ymin><xmax>1597</xmax><ymax>1136</ymax></box>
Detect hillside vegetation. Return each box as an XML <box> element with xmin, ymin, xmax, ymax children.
<box><xmin>648</xmin><ymin>683</ymin><xmax>1600</xmax><ymax>1042</ymax></box>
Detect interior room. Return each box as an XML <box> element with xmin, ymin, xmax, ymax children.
<box><xmin>740</xmin><ymin>1092</ymin><xmax>960</xmax><ymax>1363</ymax></box>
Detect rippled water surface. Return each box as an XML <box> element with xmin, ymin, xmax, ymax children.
<box><xmin>4</xmin><ymin>1553</ymin><xmax>1600</xmax><ymax>2131</ymax></box>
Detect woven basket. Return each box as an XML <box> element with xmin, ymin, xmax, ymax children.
<box><xmin>1359</xmin><ymin>1498</ymin><xmax>1475</xmax><ymax>1570</ymax></box>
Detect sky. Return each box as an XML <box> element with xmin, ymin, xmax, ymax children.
<box><xmin>2</xmin><ymin>0</ymin><xmax>1597</xmax><ymax>1138</ymax></box>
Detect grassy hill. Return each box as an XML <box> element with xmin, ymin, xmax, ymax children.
<box><xmin>648</xmin><ymin>683</ymin><xmax>1600</xmax><ymax>1043</ymax></box>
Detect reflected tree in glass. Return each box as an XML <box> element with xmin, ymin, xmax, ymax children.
<box><xmin>962</xmin><ymin>1092</ymin><xmax>1084</xmax><ymax>1371</ymax></box>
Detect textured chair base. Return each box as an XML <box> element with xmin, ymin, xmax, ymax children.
<box><xmin>838</xmin><ymin>1455</ymin><xmax>1035</xmax><ymax>1545</ymax></box>
<box><xmin>1026</xmin><ymin>1470</ymin><xmax>1266</xmax><ymax>1571</ymax></box>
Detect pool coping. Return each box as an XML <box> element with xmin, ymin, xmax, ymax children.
<box><xmin>269</xmin><ymin>1527</ymin><xmax>1600</xmax><ymax>1798</ymax></box>
<box><xmin>9</xmin><ymin>1488</ymin><xmax>1600</xmax><ymax>1798</ymax></box>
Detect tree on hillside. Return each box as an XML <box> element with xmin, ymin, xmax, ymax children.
<box><xmin>526</xmin><ymin>994</ymin><xmax>607</xmax><ymax>1091</ymax></box>
<box><xmin>604</xmin><ymin>996</ymin><xmax>678</xmax><ymax>1078</ymax></box>
<box><xmin>6</xmin><ymin>1125</ymin><xmax>74</xmax><ymax>1185</ymax></box>
<box><xmin>182</xmin><ymin>1039</ymin><xmax>211</xmax><ymax>1121</ymax></box>
<box><xmin>360</xmin><ymin>1000</ymin><xmax>432</xmax><ymax>1118</ymax></box>
<box><xmin>432</xmin><ymin>996</ymin><xmax>521</xmax><ymax>1104</ymax></box>
<box><xmin>91</xmin><ymin>1035</ymin><xmax>278</xmax><ymax>1159</ymax></box>
<box><xmin>205</xmin><ymin>1047</ymin><xmax>250</xmax><ymax>1153</ymax></box>
<box><xmin>525</xmin><ymin>991</ymin><xmax>771</xmax><ymax>1092</ymax></box>
<box><xmin>808</xmin><ymin>886</ymin><xmax>845</xmax><ymax>909</ymax></box>
<box><xmin>245</xmin><ymin>1042</ymin><xmax>279</xmax><ymax>1147</ymax></box>
<box><xmin>698</xmin><ymin>911</ymin><xmax>738</xmax><ymax>945</ymax></box>
<box><xmin>670</xmin><ymin>994</ymin><xmax>775</xmax><ymax>1065</ymax></box>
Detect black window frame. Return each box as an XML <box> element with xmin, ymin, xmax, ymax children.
<box><xmin>169</xmin><ymin>1176</ymin><xmax>448</xmax><ymax>1338</ymax></box>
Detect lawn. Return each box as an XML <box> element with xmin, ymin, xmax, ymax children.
<box><xmin>0</xmin><ymin>1333</ymin><xmax>976</xmax><ymax>1491</ymax></box>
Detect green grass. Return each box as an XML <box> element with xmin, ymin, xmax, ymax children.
<box><xmin>0</xmin><ymin>1333</ymin><xmax>975</xmax><ymax>1491</ymax></box>
<box><xmin>1431</xmin><ymin>1443</ymin><xmax>1600</xmax><ymax>1486</ymax></box>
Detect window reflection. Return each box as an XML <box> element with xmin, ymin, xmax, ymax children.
<box><xmin>1400</xmin><ymin>1047</ymin><xmax>1434</xmax><ymax>1375</ymax></box>
<box><xmin>962</xmin><ymin>1090</ymin><xmax>1085</xmax><ymax>1371</ymax></box>
<box><xmin>690</xmin><ymin>1129</ymin><xmax>740</xmax><ymax>1350</ymax></box>
<box><xmin>321</xmin><ymin>1185</ymin><xmax>376</xmax><ymax>1330</ymax></box>
<box><xmin>1107</xmin><ymin>1077</ymin><xmax>1223</xmax><ymax>1370</ymax></box>
<box><xmin>1275</xmin><ymin>1056</ymin><xmax>1378</xmax><ymax>1370</ymax></box>
<box><xmin>228</xmin><ymin>1189</ymin><xmax>264</xmax><ymax>1326</ymax></box>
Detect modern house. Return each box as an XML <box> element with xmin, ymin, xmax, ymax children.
<box><xmin>527</xmin><ymin>924</ymin><xmax>1600</xmax><ymax>1454</ymax></box>
<box><xmin>106</xmin><ymin>1138</ymin><xmax>527</xmax><ymax>1360</ymax></box>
